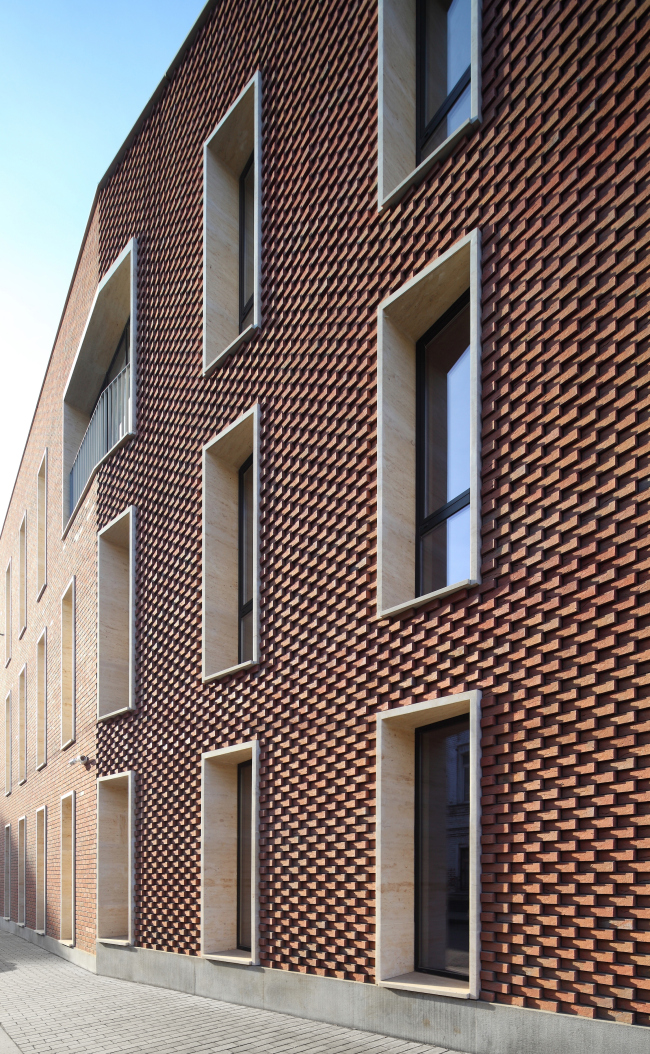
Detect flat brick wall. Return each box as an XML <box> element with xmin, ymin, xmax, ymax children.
<box><xmin>1</xmin><ymin>0</ymin><xmax>648</xmax><ymax>1032</ymax></box>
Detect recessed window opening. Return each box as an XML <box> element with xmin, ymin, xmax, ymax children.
<box><xmin>239</xmin><ymin>154</ymin><xmax>255</xmax><ymax>331</ymax></box>
<box><xmin>5</xmin><ymin>560</ymin><xmax>11</xmax><ymax>666</ymax></box>
<box><xmin>4</xmin><ymin>692</ymin><xmax>11</xmax><ymax>796</ymax></box>
<box><xmin>18</xmin><ymin>515</ymin><xmax>27</xmax><ymax>637</ymax></box>
<box><xmin>17</xmin><ymin>817</ymin><xmax>25</xmax><ymax>926</ymax></box>
<box><xmin>416</xmin><ymin>289</ymin><xmax>471</xmax><ymax>596</ymax></box>
<box><xmin>97</xmin><ymin>508</ymin><xmax>135</xmax><ymax>720</ymax></box>
<box><xmin>70</xmin><ymin>320</ymin><xmax>131</xmax><ymax>517</ymax></box>
<box><xmin>60</xmin><ymin>792</ymin><xmax>75</xmax><ymax>944</ymax></box>
<box><xmin>201</xmin><ymin>742</ymin><xmax>258</xmax><ymax>963</ymax></box>
<box><xmin>3</xmin><ymin>824</ymin><xmax>10</xmax><ymax>918</ymax></box>
<box><xmin>36</xmin><ymin>806</ymin><xmax>46</xmax><ymax>933</ymax></box>
<box><xmin>97</xmin><ymin>772</ymin><xmax>133</xmax><ymax>944</ymax></box>
<box><xmin>63</xmin><ymin>239</ymin><xmax>136</xmax><ymax>529</ymax></box>
<box><xmin>37</xmin><ymin>452</ymin><xmax>47</xmax><ymax>597</ymax></box>
<box><xmin>237</xmin><ymin>759</ymin><xmax>252</xmax><ymax>951</ymax></box>
<box><xmin>36</xmin><ymin>629</ymin><xmax>47</xmax><ymax>769</ymax></box>
<box><xmin>238</xmin><ymin>455</ymin><xmax>254</xmax><ymax>663</ymax></box>
<box><xmin>415</xmin><ymin>713</ymin><xmax>470</xmax><ymax>980</ymax></box>
<box><xmin>18</xmin><ymin>666</ymin><xmax>26</xmax><ymax>784</ymax></box>
<box><xmin>417</xmin><ymin>0</ymin><xmax>472</xmax><ymax>163</ymax></box>
<box><xmin>61</xmin><ymin>579</ymin><xmax>76</xmax><ymax>747</ymax></box>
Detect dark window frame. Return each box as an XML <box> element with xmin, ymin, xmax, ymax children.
<box><xmin>238</xmin><ymin>454</ymin><xmax>254</xmax><ymax>664</ymax></box>
<box><xmin>415</xmin><ymin>288</ymin><xmax>471</xmax><ymax>597</ymax></box>
<box><xmin>414</xmin><ymin>712</ymin><xmax>471</xmax><ymax>980</ymax></box>
<box><xmin>415</xmin><ymin>0</ymin><xmax>472</xmax><ymax>165</ymax></box>
<box><xmin>239</xmin><ymin>151</ymin><xmax>255</xmax><ymax>332</ymax></box>
<box><xmin>236</xmin><ymin>758</ymin><xmax>252</xmax><ymax>951</ymax></box>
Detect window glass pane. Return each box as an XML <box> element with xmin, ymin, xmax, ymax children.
<box><xmin>241</xmin><ymin>462</ymin><xmax>254</xmax><ymax>607</ymax></box>
<box><xmin>446</xmin><ymin>0</ymin><xmax>471</xmax><ymax>93</ymax></box>
<box><xmin>240</xmin><ymin>609</ymin><xmax>253</xmax><ymax>664</ymax></box>
<box><xmin>423</xmin><ymin>301</ymin><xmax>470</xmax><ymax>518</ymax></box>
<box><xmin>241</xmin><ymin>154</ymin><xmax>255</xmax><ymax>327</ymax></box>
<box><xmin>421</xmin><ymin>0</ymin><xmax>472</xmax><ymax>157</ymax></box>
<box><xmin>420</xmin><ymin>503</ymin><xmax>470</xmax><ymax>593</ymax></box>
<box><xmin>416</xmin><ymin>715</ymin><xmax>470</xmax><ymax>979</ymax></box>
<box><xmin>237</xmin><ymin>760</ymin><xmax>252</xmax><ymax>950</ymax></box>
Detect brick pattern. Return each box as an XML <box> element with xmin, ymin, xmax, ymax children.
<box><xmin>0</xmin><ymin>0</ymin><xmax>649</xmax><ymax>1032</ymax></box>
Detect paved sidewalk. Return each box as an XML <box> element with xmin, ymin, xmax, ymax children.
<box><xmin>0</xmin><ymin>933</ymin><xmax>464</xmax><ymax>1054</ymax></box>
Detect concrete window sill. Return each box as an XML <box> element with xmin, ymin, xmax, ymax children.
<box><xmin>378</xmin><ymin>972</ymin><xmax>472</xmax><ymax>999</ymax></box>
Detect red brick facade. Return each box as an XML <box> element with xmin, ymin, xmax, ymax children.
<box><xmin>1</xmin><ymin>0</ymin><xmax>649</xmax><ymax>1043</ymax></box>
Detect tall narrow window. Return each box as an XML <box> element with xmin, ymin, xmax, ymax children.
<box><xmin>202</xmin><ymin>405</ymin><xmax>259</xmax><ymax>681</ymax></box>
<box><xmin>60</xmin><ymin>792</ymin><xmax>75</xmax><ymax>944</ymax></box>
<box><xmin>18</xmin><ymin>666</ymin><xmax>26</xmax><ymax>784</ymax></box>
<box><xmin>201</xmin><ymin>742</ymin><xmax>258</xmax><ymax>963</ymax></box>
<box><xmin>238</xmin><ymin>456</ymin><xmax>254</xmax><ymax>663</ymax></box>
<box><xmin>416</xmin><ymin>0</ymin><xmax>472</xmax><ymax>162</ymax></box>
<box><xmin>3</xmin><ymin>824</ymin><xmax>10</xmax><ymax>918</ymax></box>
<box><xmin>61</xmin><ymin>579</ymin><xmax>76</xmax><ymax>747</ymax></box>
<box><xmin>239</xmin><ymin>153</ymin><xmax>255</xmax><ymax>331</ymax></box>
<box><xmin>98</xmin><ymin>508</ymin><xmax>135</xmax><ymax>720</ymax></box>
<box><xmin>18</xmin><ymin>514</ymin><xmax>27</xmax><ymax>637</ymax></box>
<box><xmin>17</xmin><ymin>816</ymin><xmax>25</xmax><ymax>926</ymax></box>
<box><xmin>36</xmin><ymin>806</ymin><xmax>46</xmax><ymax>932</ymax></box>
<box><xmin>5</xmin><ymin>560</ymin><xmax>11</xmax><ymax>666</ymax></box>
<box><xmin>36</xmin><ymin>629</ymin><xmax>47</xmax><ymax>769</ymax></box>
<box><xmin>416</xmin><ymin>289</ymin><xmax>471</xmax><ymax>597</ymax></box>
<box><xmin>4</xmin><ymin>692</ymin><xmax>11</xmax><ymax>796</ymax></box>
<box><xmin>37</xmin><ymin>451</ymin><xmax>47</xmax><ymax>597</ymax></box>
<box><xmin>237</xmin><ymin>759</ymin><xmax>252</xmax><ymax>950</ymax></box>
<box><xmin>415</xmin><ymin>714</ymin><xmax>470</xmax><ymax>980</ymax></box>
<box><xmin>97</xmin><ymin>772</ymin><xmax>134</xmax><ymax>944</ymax></box>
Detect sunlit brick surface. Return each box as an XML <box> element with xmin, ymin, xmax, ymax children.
<box><xmin>1</xmin><ymin>0</ymin><xmax>649</xmax><ymax>1033</ymax></box>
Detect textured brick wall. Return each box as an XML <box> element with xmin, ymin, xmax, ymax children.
<box><xmin>2</xmin><ymin>0</ymin><xmax>650</xmax><ymax>1029</ymax></box>
<box><xmin>0</xmin><ymin>214</ymin><xmax>101</xmax><ymax>953</ymax></box>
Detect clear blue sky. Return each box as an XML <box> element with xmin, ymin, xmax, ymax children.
<box><xmin>0</xmin><ymin>0</ymin><xmax>208</xmax><ymax>525</ymax></box>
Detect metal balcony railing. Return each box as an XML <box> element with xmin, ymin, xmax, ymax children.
<box><xmin>69</xmin><ymin>365</ymin><xmax>130</xmax><ymax>514</ymax></box>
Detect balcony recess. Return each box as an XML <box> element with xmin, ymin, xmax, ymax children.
<box><xmin>69</xmin><ymin>365</ymin><xmax>130</xmax><ymax>514</ymax></box>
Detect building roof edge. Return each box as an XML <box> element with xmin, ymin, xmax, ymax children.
<box><xmin>0</xmin><ymin>0</ymin><xmax>218</xmax><ymax>539</ymax></box>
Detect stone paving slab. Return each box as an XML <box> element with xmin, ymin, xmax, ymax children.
<box><xmin>0</xmin><ymin>934</ymin><xmax>465</xmax><ymax>1054</ymax></box>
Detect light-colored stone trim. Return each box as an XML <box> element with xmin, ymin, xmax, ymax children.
<box><xmin>376</xmin><ymin>229</ymin><xmax>481</xmax><ymax>617</ymax></box>
<box><xmin>17</xmin><ymin>665</ymin><xmax>26</xmax><ymax>785</ymax></box>
<box><xmin>35</xmin><ymin>805</ymin><xmax>46</xmax><ymax>933</ymax></box>
<box><xmin>62</xmin><ymin>239</ymin><xmax>137</xmax><ymax>533</ymax></box>
<box><xmin>3</xmin><ymin>823</ymin><xmax>9</xmax><ymax>918</ymax></box>
<box><xmin>4</xmin><ymin>691</ymin><xmax>11</xmax><ymax>796</ymax></box>
<box><xmin>60</xmin><ymin>577</ymin><xmax>76</xmax><ymax>749</ymax></box>
<box><xmin>4</xmin><ymin>559</ymin><xmax>11</xmax><ymax>668</ymax></box>
<box><xmin>202</xmin><ymin>405</ymin><xmax>259</xmax><ymax>681</ymax></box>
<box><xmin>203</xmin><ymin>72</ymin><xmax>262</xmax><ymax>376</ymax></box>
<box><xmin>201</xmin><ymin>740</ymin><xmax>259</xmax><ymax>964</ymax></box>
<box><xmin>97</xmin><ymin>507</ymin><xmax>136</xmax><ymax>720</ymax></box>
<box><xmin>36</xmin><ymin>628</ymin><xmax>47</xmax><ymax>770</ymax></box>
<box><xmin>60</xmin><ymin>790</ymin><xmax>75</xmax><ymax>944</ymax></box>
<box><xmin>97</xmin><ymin>771</ymin><xmax>135</xmax><ymax>945</ymax></box>
<box><xmin>17</xmin><ymin>815</ymin><xmax>25</xmax><ymax>927</ymax></box>
<box><xmin>36</xmin><ymin>450</ymin><xmax>47</xmax><ymax>600</ymax></box>
<box><xmin>377</xmin><ymin>0</ymin><xmax>482</xmax><ymax>211</ymax></box>
<box><xmin>18</xmin><ymin>513</ymin><xmax>26</xmax><ymax>638</ymax></box>
<box><xmin>376</xmin><ymin>692</ymin><xmax>481</xmax><ymax>1001</ymax></box>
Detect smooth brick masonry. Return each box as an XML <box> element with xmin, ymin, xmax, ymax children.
<box><xmin>0</xmin><ymin>932</ymin><xmax>462</xmax><ymax>1054</ymax></box>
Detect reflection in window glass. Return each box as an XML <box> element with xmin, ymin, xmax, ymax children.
<box><xmin>416</xmin><ymin>292</ymin><xmax>471</xmax><ymax>596</ymax></box>
<box><xmin>239</xmin><ymin>456</ymin><xmax>254</xmax><ymax>663</ymax></box>
<box><xmin>237</xmin><ymin>759</ymin><xmax>252</xmax><ymax>950</ymax></box>
<box><xmin>240</xmin><ymin>152</ymin><xmax>255</xmax><ymax>331</ymax></box>
<box><xmin>416</xmin><ymin>714</ymin><xmax>470</xmax><ymax>979</ymax></box>
<box><xmin>418</xmin><ymin>0</ymin><xmax>472</xmax><ymax>160</ymax></box>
